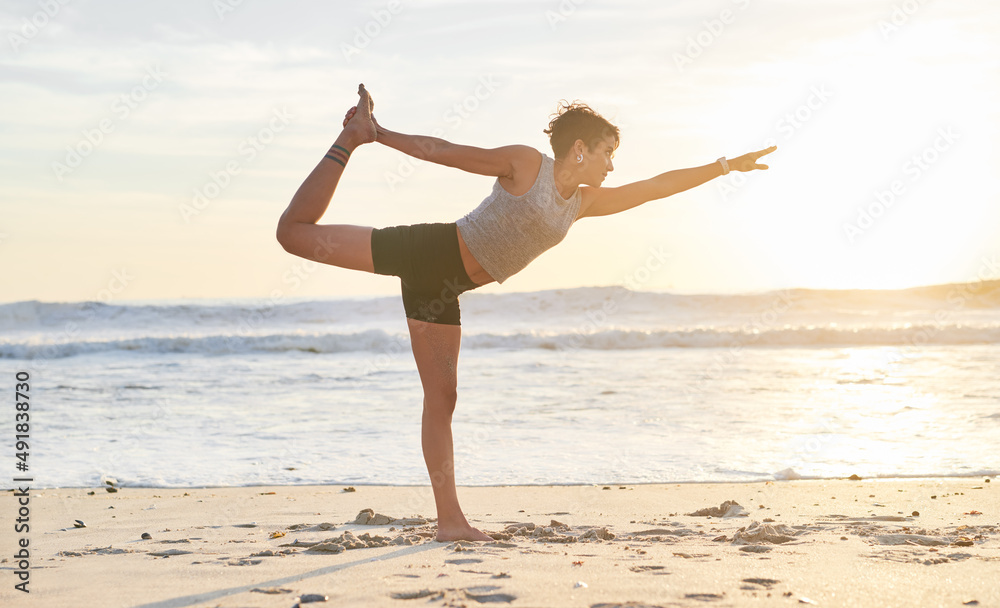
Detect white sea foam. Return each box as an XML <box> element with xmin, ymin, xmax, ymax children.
<box><xmin>7</xmin><ymin>282</ymin><xmax>1000</xmax><ymax>488</ymax></box>
<box><xmin>4</xmin><ymin>282</ymin><xmax>1000</xmax><ymax>358</ymax></box>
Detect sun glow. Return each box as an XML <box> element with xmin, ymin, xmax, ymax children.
<box><xmin>656</xmin><ymin>14</ymin><xmax>998</xmax><ymax>294</ymax></box>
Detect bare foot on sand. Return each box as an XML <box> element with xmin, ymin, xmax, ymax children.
<box><xmin>341</xmin><ymin>83</ymin><xmax>377</xmax><ymax>146</ymax></box>
<box><xmin>436</xmin><ymin>524</ymin><xmax>494</xmax><ymax>542</ymax></box>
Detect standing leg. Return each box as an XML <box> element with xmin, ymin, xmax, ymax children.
<box><xmin>406</xmin><ymin>318</ymin><xmax>493</xmax><ymax>542</ymax></box>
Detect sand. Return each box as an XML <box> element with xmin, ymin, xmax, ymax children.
<box><xmin>2</xmin><ymin>478</ymin><xmax>997</xmax><ymax>607</ymax></box>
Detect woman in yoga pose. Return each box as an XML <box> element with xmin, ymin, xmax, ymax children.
<box><xmin>276</xmin><ymin>84</ymin><xmax>775</xmax><ymax>542</ymax></box>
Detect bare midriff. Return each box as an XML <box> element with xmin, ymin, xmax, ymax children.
<box><xmin>455</xmin><ymin>225</ymin><xmax>496</xmax><ymax>287</ymax></box>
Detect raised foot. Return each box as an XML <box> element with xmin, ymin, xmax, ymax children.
<box><xmin>342</xmin><ymin>83</ymin><xmax>377</xmax><ymax>146</ymax></box>
<box><xmin>435</xmin><ymin>524</ymin><xmax>495</xmax><ymax>543</ymax></box>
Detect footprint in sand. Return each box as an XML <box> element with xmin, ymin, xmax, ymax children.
<box><xmin>391</xmin><ymin>588</ymin><xmax>441</xmax><ymax>600</ymax></box>
<box><xmin>629</xmin><ymin>565</ymin><xmax>669</xmax><ymax>575</ymax></box>
<box><xmin>464</xmin><ymin>585</ymin><xmax>517</xmax><ymax>603</ymax></box>
<box><xmin>391</xmin><ymin>586</ymin><xmax>516</xmax><ymax>603</ymax></box>
<box><xmin>250</xmin><ymin>587</ymin><xmax>294</xmax><ymax>594</ymax></box>
<box><xmin>684</xmin><ymin>593</ymin><xmax>725</xmax><ymax>601</ymax></box>
<box><xmin>672</xmin><ymin>552</ymin><xmax>710</xmax><ymax>559</ymax></box>
<box><xmin>147</xmin><ymin>548</ymin><xmax>195</xmax><ymax>557</ymax></box>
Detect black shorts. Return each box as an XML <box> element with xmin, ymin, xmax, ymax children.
<box><xmin>370</xmin><ymin>222</ymin><xmax>480</xmax><ymax>326</ymax></box>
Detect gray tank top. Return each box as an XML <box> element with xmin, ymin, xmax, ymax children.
<box><xmin>455</xmin><ymin>152</ymin><xmax>582</xmax><ymax>284</ymax></box>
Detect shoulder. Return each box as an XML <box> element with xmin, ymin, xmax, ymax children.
<box><xmin>499</xmin><ymin>146</ymin><xmax>544</xmax><ymax>196</ymax></box>
<box><xmin>510</xmin><ymin>146</ymin><xmax>543</xmax><ymax>174</ymax></box>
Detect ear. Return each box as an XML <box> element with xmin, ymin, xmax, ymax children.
<box><xmin>573</xmin><ymin>138</ymin><xmax>586</xmax><ymax>156</ymax></box>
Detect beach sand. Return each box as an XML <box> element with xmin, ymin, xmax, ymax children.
<box><xmin>3</xmin><ymin>478</ymin><xmax>997</xmax><ymax>607</ymax></box>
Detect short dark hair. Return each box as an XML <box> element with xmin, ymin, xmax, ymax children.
<box><xmin>543</xmin><ymin>100</ymin><xmax>620</xmax><ymax>159</ymax></box>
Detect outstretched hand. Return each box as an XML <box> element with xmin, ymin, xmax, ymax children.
<box><xmin>729</xmin><ymin>145</ymin><xmax>777</xmax><ymax>172</ymax></box>
<box><xmin>343</xmin><ymin>106</ymin><xmax>381</xmax><ymax>129</ymax></box>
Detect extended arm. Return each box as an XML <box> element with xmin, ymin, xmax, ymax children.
<box><xmin>341</xmin><ymin>105</ymin><xmax>529</xmax><ymax>179</ymax></box>
<box><xmin>378</xmin><ymin>127</ymin><xmax>531</xmax><ymax>179</ymax></box>
<box><xmin>579</xmin><ymin>145</ymin><xmax>777</xmax><ymax>218</ymax></box>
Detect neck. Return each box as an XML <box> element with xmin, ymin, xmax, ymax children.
<box><xmin>552</xmin><ymin>158</ymin><xmax>580</xmax><ymax>199</ymax></box>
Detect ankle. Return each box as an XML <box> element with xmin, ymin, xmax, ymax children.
<box><xmin>435</xmin><ymin>513</ymin><xmax>470</xmax><ymax>528</ymax></box>
<box><xmin>333</xmin><ymin>134</ymin><xmax>362</xmax><ymax>153</ymax></box>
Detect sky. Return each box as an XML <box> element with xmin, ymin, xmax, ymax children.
<box><xmin>1</xmin><ymin>0</ymin><xmax>998</xmax><ymax>303</ymax></box>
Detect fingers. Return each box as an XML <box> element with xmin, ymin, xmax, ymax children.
<box><xmin>755</xmin><ymin>163</ymin><xmax>769</xmax><ymax>170</ymax></box>
<box><xmin>755</xmin><ymin>145</ymin><xmax>777</xmax><ymax>158</ymax></box>
<box><xmin>343</xmin><ymin>106</ymin><xmax>357</xmax><ymax>127</ymax></box>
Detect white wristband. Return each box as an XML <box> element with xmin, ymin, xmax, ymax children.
<box><xmin>717</xmin><ymin>156</ymin><xmax>730</xmax><ymax>175</ymax></box>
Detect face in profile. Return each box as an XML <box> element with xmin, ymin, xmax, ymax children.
<box><xmin>580</xmin><ymin>135</ymin><xmax>616</xmax><ymax>187</ymax></box>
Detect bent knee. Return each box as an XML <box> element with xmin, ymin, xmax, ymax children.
<box><xmin>275</xmin><ymin>220</ymin><xmax>300</xmax><ymax>252</ymax></box>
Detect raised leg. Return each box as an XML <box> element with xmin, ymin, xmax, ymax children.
<box><xmin>275</xmin><ymin>84</ymin><xmax>378</xmax><ymax>271</ymax></box>
<box><xmin>406</xmin><ymin>318</ymin><xmax>493</xmax><ymax>542</ymax></box>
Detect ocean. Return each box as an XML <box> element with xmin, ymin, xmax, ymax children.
<box><xmin>3</xmin><ymin>281</ymin><xmax>999</xmax><ymax>489</ymax></box>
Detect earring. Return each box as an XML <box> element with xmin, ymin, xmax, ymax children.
<box><xmin>576</xmin><ymin>154</ymin><xmax>583</xmax><ymax>163</ymax></box>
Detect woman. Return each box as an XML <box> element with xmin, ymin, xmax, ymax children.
<box><xmin>276</xmin><ymin>84</ymin><xmax>776</xmax><ymax>542</ymax></box>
